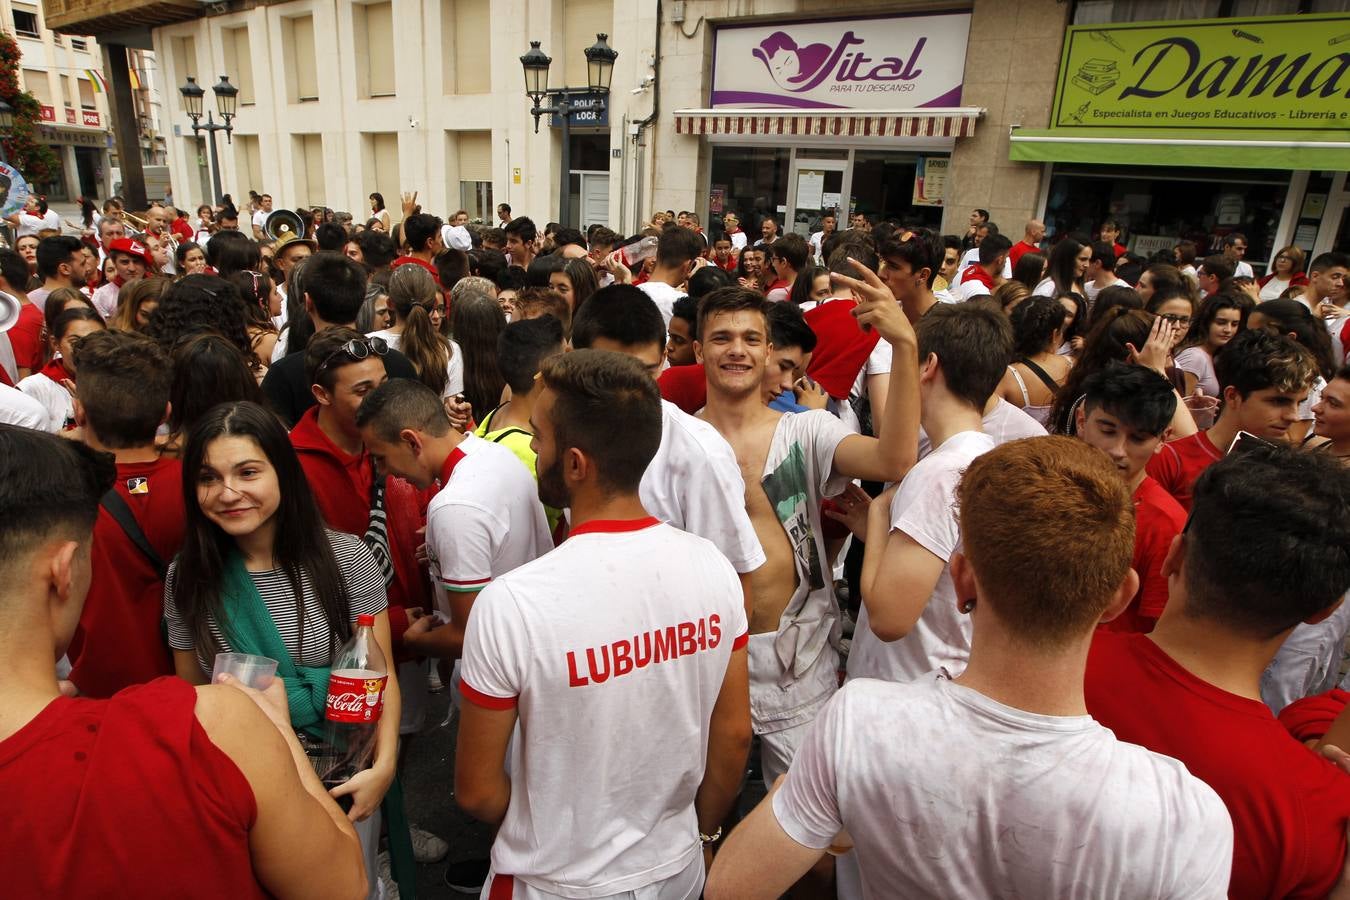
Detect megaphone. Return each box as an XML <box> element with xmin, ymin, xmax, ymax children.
<box><xmin>0</xmin><ymin>291</ymin><xmax>19</xmax><ymax>334</ymax></box>
<box><xmin>263</xmin><ymin>209</ymin><xmax>306</xmax><ymax>243</ymax></box>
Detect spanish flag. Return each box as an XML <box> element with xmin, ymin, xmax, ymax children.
<box><xmin>84</xmin><ymin>69</ymin><xmax>107</xmax><ymax>93</ymax></box>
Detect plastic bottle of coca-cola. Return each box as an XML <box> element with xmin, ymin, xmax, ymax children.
<box><xmin>314</xmin><ymin>614</ymin><xmax>388</xmax><ymax>790</ymax></box>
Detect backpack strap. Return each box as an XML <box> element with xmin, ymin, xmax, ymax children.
<box><xmin>100</xmin><ymin>488</ymin><xmax>165</xmax><ymax>578</ymax></box>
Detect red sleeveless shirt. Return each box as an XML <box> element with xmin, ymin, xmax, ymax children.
<box><xmin>0</xmin><ymin>676</ymin><xmax>267</xmax><ymax>898</ymax></box>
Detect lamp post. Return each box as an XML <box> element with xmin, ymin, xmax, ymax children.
<box><xmin>520</xmin><ymin>34</ymin><xmax>616</xmax><ymax>227</ymax></box>
<box><xmin>179</xmin><ymin>75</ymin><xmax>239</xmax><ymax>205</ymax></box>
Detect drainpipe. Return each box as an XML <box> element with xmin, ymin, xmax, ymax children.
<box><xmin>630</xmin><ymin>0</ymin><xmax>660</xmax><ymax>232</ymax></box>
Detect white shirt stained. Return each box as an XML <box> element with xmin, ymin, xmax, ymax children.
<box><xmin>639</xmin><ymin>400</ymin><xmax>766</xmax><ymax>574</ymax></box>
<box><xmin>773</xmin><ymin>676</ymin><xmax>1234</xmax><ymax>898</ymax></box>
<box><xmin>459</xmin><ymin>520</ymin><xmax>748</xmax><ymax>897</ymax></box>
<box><xmin>848</xmin><ymin>431</ymin><xmax>995</xmax><ymax>683</ymax></box>
<box><xmin>637</xmin><ymin>281</ymin><xmax>686</xmax><ymax>329</ymax></box>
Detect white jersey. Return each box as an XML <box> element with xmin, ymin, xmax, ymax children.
<box><xmin>637</xmin><ymin>281</ymin><xmax>686</xmax><ymax>329</ymax></box>
<box><xmin>0</xmin><ymin>381</ymin><xmax>52</xmax><ymax>430</ymax></box>
<box><xmin>425</xmin><ymin>432</ymin><xmax>550</xmax><ymax>601</ymax></box>
<box><xmin>640</xmin><ymin>400</ymin><xmax>765</xmax><ymax>575</ymax></box>
<box><xmin>848</xmin><ymin>431</ymin><xmax>995</xmax><ymax>683</ymax></box>
<box><xmin>917</xmin><ymin>398</ymin><xmax>1045</xmax><ymax>459</ymax></box>
<box><xmin>17</xmin><ymin>370</ymin><xmax>75</xmax><ymax>432</ymax></box>
<box><xmin>959</xmin><ymin>246</ymin><xmax>1012</xmax><ymax>279</ymax></box>
<box><xmin>90</xmin><ymin>281</ymin><xmax>120</xmax><ymax>321</ymax></box>
<box><xmin>774</xmin><ymin>676</ymin><xmax>1234</xmax><ymax>899</ymax></box>
<box><xmin>459</xmin><ymin>518</ymin><xmax>748</xmax><ymax>898</ymax></box>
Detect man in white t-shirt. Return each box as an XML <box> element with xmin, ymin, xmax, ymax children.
<box><xmin>1085</xmin><ymin>240</ymin><xmax>1129</xmax><ymax>304</ymax></box>
<box><xmin>957</xmin><ymin>222</ymin><xmax>1012</xmax><ymax>280</ymax></box>
<box><xmin>456</xmin><ymin>349</ymin><xmax>751</xmax><ymax>900</ymax></box>
<box><xmin>846</xmin><ymin>303</ymin><xmax>1013</xmax><ymax>684</ymax></box>
<box><xmin>356</xmin><ymin>378</ymin><xmax>550</xmax><ymax>659</ymax></box>
<box><xmin>6</xmin><ymin>196</ymin><xmax>62</xmax><ymax>237</ymax></box>
<box><xmin>707</xmin><ymin>437</ymin><xmax>1233</xmax><ymax>899</ymax></box>
<box><xmin>722</xmin><ymin>212</ymin><xmax>748</xmax><ymax>252</ymax></box>
<box><xmin>807</xmin><ymin>212</ymin><xmax>836</xmax><ymax>264</ymax></box>
<box><xmin>954</xmin><ymin>234</ymin><xmax>1011</xmax><ymax>302</ymax></box>
<box><xmin>1223</xmin><ymin>232</ymin><xmax>1254</xmax><ymax>280</ymax></box>
<box><xmin>638</xmin><ymin>227</ymin><xmax>703</xmax><ymax>327</ymax></box>
<box><xmin>251</xmin><ymin>193</ymin><xmax>273</xmax><ymax>239</ymax></box>
<box><xmin>572</xmin><ymin>285</ymin><xmax>767</xmax><ymax>608</ymax></box>
<box><xmin>697</xmin><ymin>277</ymin><xmax>918</xmax><ymax>793</ymax></box>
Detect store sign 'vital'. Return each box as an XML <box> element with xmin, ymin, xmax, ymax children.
<box><xmin>1053</xmin><ymin>13</ymin><xmax>1350</xmax><ymax>130</ymax></box>
<box><xmin>710</xmin><ymin>12</ymin><xmax>971</xmax><ymax>110</ymax></box>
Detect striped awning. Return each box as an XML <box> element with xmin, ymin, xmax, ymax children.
<box><xmin>673</xmin><ymin>108</ymin><xmax>984</xmax><ymax>139</ymax></box>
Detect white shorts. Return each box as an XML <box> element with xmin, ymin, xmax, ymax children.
<box><xmin>480</xmin><ymin>850</ymin><xmax>702</xmax><ymax>900</ymax></box>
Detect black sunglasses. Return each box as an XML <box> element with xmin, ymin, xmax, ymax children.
<box><xmin>314</xmin><ymin>336</ymin><xmax>388</xmax><ymax>381</ymax></box>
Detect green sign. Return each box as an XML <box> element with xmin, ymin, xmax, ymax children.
<box><xmin>1052</xmin><ymin>13</ymin><xmax>1350</xmax><ymax>131</ymax></box>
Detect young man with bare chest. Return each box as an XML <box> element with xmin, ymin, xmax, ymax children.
<box><xmin>696</xmin><ymin>269</ymin><xmax>919</xmax><ymax>786</ymax></box>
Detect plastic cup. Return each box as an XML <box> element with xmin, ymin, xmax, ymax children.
<box><xmin>1183</xmin><ymin>395</ymin><xmax>1220</xmax><ymax>430</ymax></box>
<box><xmin>211</xmin><ymin>652</ymin><xmax>279</xmax><ymax>690</ymax></box>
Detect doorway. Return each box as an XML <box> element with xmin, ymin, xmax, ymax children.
<box><xmin>788</xmin><ymin>154</ymin><xmax>847</xmax><ymax>238</ymax></box>
<box><xmin>74</xmin><ymin>147</ymin><xmax>100</xmax><ymax>199</ymax></box>
<box><xmin>568</xmin><ymin>171</ymin><xmax>610</xmax><ymax>230</ymax></box>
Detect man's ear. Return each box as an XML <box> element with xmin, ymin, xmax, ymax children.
<box><xmin>398</xmin><ymin>428</ymin><xmax>423</xmax><ymax>456</ymax></box>
<box><xmin>1097</xmin><ymin>567</ymin><xmax>1140</xmax><ymax>624</ymax></box>
<box><xmin>310</xmin><ymin>382</ymin><xmax>331</xmax><ymax>407</ymax></box>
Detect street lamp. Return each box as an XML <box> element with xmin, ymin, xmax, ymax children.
<box><xmin>179</xmin><ymin>74</ymin><xmax>239</xmax><ymax>205</ymax></box>
<box><xmin>520</xmin><ymin>34</ymin><xmax>617</xmax><ymax>227</ymax></box>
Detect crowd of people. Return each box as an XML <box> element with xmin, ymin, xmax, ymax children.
<box><xmin>3</xmin><ymin>186</ymin><xmax>1350</xmax><ymax>900</ymax></box>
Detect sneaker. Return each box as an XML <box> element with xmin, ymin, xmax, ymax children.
<box><xmin>444</xmin><ymin>858</ymin><xmax>491</xmax><ymax>894</ymax></box>
<box><xmin>428</xmin><ymin>667</ymin><xmax>445</xmax><ymax>693</ymax></box>
<box><xmin>411</xmin><ymin>826</ymin><xmax>449</xmax><ymax>863</ymax></box>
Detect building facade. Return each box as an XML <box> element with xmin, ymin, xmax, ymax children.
<box><xmin>7</xmin><ymin>0</ymin><xmax>165</xmax><ymax>201</ymax></box>
<box><xmin>139</xmin><ymin>0</ymin><xmax>1349</xmax><ymax>264</ymax></box>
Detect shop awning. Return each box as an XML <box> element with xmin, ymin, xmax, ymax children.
<box><xmin>673</xmin><ymin>108</ymin><xmax>984</xmax><ymax>139</ymax></box>
<box><xmin>1009</xmin><ymin>127</ymin><xmax>1350</xmax><ymax>171</ymax></box>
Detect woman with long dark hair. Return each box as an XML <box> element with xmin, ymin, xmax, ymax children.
<box><xmin>146</xmin><ymin>274</ymin><xmax>264</xmax><ymax>380</ymax></box>
<box><xmin>788</xmin><ymin>265</ymin><xmax>831</xmax><ymax>306</ymax></box>
<box><xmin>1011</xmin><ymin>251</ymin><xmax>1046</xmax><ymax>291</ymax></box>
<box><xmin>548</xmin><ymin>257</ymin><xmax>600</xmax><ymax>314</ymax></box>
<box><xmin>369</xmin><ymin>263</ymin><xmax>462</xmax><ymax>397</ymax></box>
<box><xmin>226</xmin><ymin>269</ymin><xmax>281</xmax><ymax>364</ymax></box>
<box><xmin>451</xmin><ymin>288</ymin><xmax>507</xmax><ymax>421</ymax></box>
<box><xmin>1174</xmin><ymin>294</ymin><xmax>1247</xmax><ymax>398</ymax></box>
<box><xmin>161</xmin><ymin>334</ymin><xmax>266</xmax><ymax>456</ymax></box>
<box><xmin>164</xmin><ymin>400</ymin><xmax>399</xmax><ymax>821</ymax></box>
<box><xmin>176</xmin><ymin>240</ymin><xmax>207</xmax><ymax>276</ymax></box>
<box><xmin>111</xmin><ymin>276</ymin><xmax>172</xmax><ymax>333</ymax></box>
<box><xmin>1033</xmin><ymin>238</ymin><xmax>1090</xmax><ymax>299</ymax></box>
<box><xmin>996</xmin><ymin>295</ymin><xmax>1071</xmax><ymax>427</ymax></box>
<box><xmin>369</xmin><ymin>193</ymin><xmax>390</xmax><ymax>232</ymax></box>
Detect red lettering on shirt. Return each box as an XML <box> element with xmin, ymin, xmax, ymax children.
<box><xmin>567</xmin><ymin>616</ymin><xmax>734</xmax><ymax>688</ymax></box>
<box><xmin>586</xmin><ymin>646</ymin><xmax>611</xmax><ymax>683</ymax></box>
<box><xmin>678</xmin><ymin>622</ymin><xmax>696</xmax><ymax>656</ymax></box>
<box><xmin>612</xmin><ymin>639</ymin><xmax>634</xmax><ymax>677</ymax></box>
<box><xmin>653</xmin><ymin>627</ymin><xmax>676</xmax><ymax>664</ymax></box>
<box><xmin>567</xmin><ymin>650</ymin><xmax>588</xmax><ymax>687</ymax></box>
<box><xmin>709</xmin><ymin>614</ymin><xmax>722</xmax><ymax>649</ymax></box>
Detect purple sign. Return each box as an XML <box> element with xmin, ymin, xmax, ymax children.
<box><xmin>711</xmin><ymin>12</ymin><xmax>971</xmax><ymax>110</ymax></box>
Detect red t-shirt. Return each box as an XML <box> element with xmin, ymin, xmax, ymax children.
<box><xmin>803</xmin><ymin>298</ymin><xmax>880</xmax><ymax>400</ymax></box>
<box><xmin>67</xmin><ymin>456</ymin><xmax>184</xmax><ymax>698</ymax></box>
<box><xmin>657</xmin><ymin>364</ymin><xmax>707</xmax><ymax>415</ymax></box>
<box><xmin>1086</xmin><ymin>632</ymin><xmax>1350</xmax><ymax>898</ymax></box>
<box><xmin>1101</xmin><ymin>476</ymin><xmax>1186</xmax><ymax>634</ymax></box>
<box><xmin>1008</xmin><ymin>240</ymin><xmax>1039</xmax><ymax>268</ymax></box>
<box><xmin>171</xmin><ymin>217</ymin><xmax>195</xmax><ymax>244</ymax></box>
<box><xmin>1145</xmin><ymin>429</ymin><xmax>1223</xmax><ymax>511</ymax></box>
<box><xmin>8</xmin><ymin>302</ymin><xmax>44</xmax><ymax>372</ymax></box>
<box><xmin>1280</xmin><ymin>689</ymin><xmax>1350</xmax><ymax>744</ymax></box>
<box><xmin>0</xmin><ymin>677</ymin><xmax>266</xmax><ymax>898</ymax></box>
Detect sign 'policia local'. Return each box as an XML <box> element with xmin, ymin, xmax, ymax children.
<box><xmin>1052</xmin><ymin>13</ymin><xmax>1350</xmax><ymax>131</ymax></box>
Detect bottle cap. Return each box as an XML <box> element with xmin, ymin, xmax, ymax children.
<box><xmin>356</xmin><ymin>614</ymin><xmax>376</xmax><ymax>627</ymax></box>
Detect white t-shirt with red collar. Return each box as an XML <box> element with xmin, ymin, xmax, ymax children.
<box><xmin>956</xmin><ymin>265</ymin><xmax>995</xmax><ymax>300</ymax></box>
<box><xmin>425</xmin><ymin>432</ymin><xmax>551</xmax><ymax>602</ymax></box>
<box><xmin>459</xmin><ymin>517</ymin><xmax>748</xmax><ymax>898</ymax></box>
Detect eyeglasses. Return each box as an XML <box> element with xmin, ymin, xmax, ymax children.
<box><xmin>314</xmin><ymin>336</ymin><xmax>389</xmax><ymax>381</ymax></box>
<box><xmin>1158</xmin><ymin>314</ymin><xmax>1191</xmax><ymax>326</ymax></box>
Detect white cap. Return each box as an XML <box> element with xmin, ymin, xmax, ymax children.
<box><xmin>442</xmin><ymin>224</ymin><xmax>472</xmax><ymax>252</ymax></box>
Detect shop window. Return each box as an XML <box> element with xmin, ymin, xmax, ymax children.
<box><xmin>1044</xmin><ymin>165</ymin><xmax>1289</xmax><ymax>273</ymax></box>
<box><xmin>460</xmin><ymin>182</ymin><xmax>493</xmax><ymax>223</ymax></box>
<box><xmin>12</xmin><ymin>8</ymin><xmax>39</xmax><ymax>38</ymax></box>
<box><xmin>707</xmin><ymin>145</ymin><xmax>791</xmax><ymax>241</ymax></box>
<box><xmin>851</xmin><ymin>151</ymin><xmax>943</xmax><ymax>231</ymax></box>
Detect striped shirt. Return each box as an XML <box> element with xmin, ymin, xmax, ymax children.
<box><xmin>164</xmin><ymin>530</ymin><xmax>386</xmax><ymax>673</ymax></box>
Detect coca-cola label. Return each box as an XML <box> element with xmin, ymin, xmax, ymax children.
<box><xmin>325</xmin><ymin>672</ymin><xmax>387</xmax><ymax>723</ymax></box>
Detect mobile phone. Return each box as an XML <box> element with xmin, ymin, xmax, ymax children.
<box><xmin>1228</xmin><ymin>430</ymin><xmax>1277</xmax><ymax>456</ymax></box>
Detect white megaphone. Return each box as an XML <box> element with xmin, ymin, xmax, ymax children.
<box><xmin>0</xmin><ymin>290</ymin><xmax>19</xmax><ymax>334</ymax></box>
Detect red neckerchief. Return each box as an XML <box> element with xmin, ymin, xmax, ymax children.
<box><xmin>435</xmin><ymin>444</ymin><xmax>468</xmax><ymax>493</ymax></box>
<box><xmin>112</xmin><ymin>274</ymin><xmax>126</xmax><ymax>289</ymax></box>
<box><xmin>38</xmin><ymin>356</ymin><xmax>72</xmax><ymax>385</ymax></box>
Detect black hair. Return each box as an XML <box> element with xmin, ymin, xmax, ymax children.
<box><xmin>175</xmin><ymin>240</ymin><xmax>205</xmax><ymax>269</ymax></box>
<box><xmin>670</xmin><ymin>294</ymin><xmax>699</xmax><ymax>331</ymax></box>
<box><xmin>145</xmin><ymin>274</ymin><xmax>259</xmax><ymax>371</ymax></box>
<box><xmin>1094</xmin><ymin>285</ymin><xmax>1144</xmax><ymax>318</ymax></box>
<box><xmin>766</xmin><ymin>301</ymin><xmax>817</xmax><ymax>354</ymax></box>
<box><xmin>315</xmin><ymin>222</ymin><xmax>348</xmax><ymax>252</ymax></box>
<box><xmin>167</xmin><ymin>334</ymin><xmax>265</xmax><ymax>438</ymax></box>
<box><xmin>877</xmin><ymin>233</ymin><xmax>938</xmax><ymax>288</ymax></box>
<box><xmin>369</xmin><ymin>192</ymin><xmax>386</xmax><ymax>212</ymax></box>
<box><xmin>36</xmin><ymin>235</ymin><xmax>85</xmax><ymax>281</ymax></box>
<box><xmin>0</xmin><ymin>248</ymin><xmax>26</xmax><ymax>292</ymax></box>
<box><xmin>1046</xmin><ymin>238</ymin><xmax>1086</xmax><ymax>294</ymax></box>
<box><xmin>1080</xmin><ymin>361</ymin><xmax>1177</xmax><ymax>436</ymax></box>
<box><xmin>655</xmin><ymin>226</ymin><xmax>705</xmax><ymax>269</ymax></box>
<box><xmin>771</xmin><ymin>234</ymin><xmax>809</xmax><ymax>271</ymax></box>
<box><xmin>0</xmin><ymin>424</ymin><xmax>114</xmax><ymax>571</ymax></box>
<box><xmin>469</xmin><ymin>248</ymin><xmax>508</xmax><ymax>284</ymax></box>
<box><xmin>915</xmin><ymin>302</ymin><xmax>1014</xmax><ymax>409</ymax></box>
<box><xmin>301</xmin><ymin>252</ymin><xmax>367</xmax><ymax>326</ymax></box>
<box><xmin>688</xmin><ymin>265</ymin><xmax>734</xmax><ymax>300</ymax></box>
<box><xmin>72</xmin><ymin>329</ymin><xmax>172</xmax><ymax>448</ymax></box>
<box><xmin>526</xmin><ymin>254</ymin><xmax>565</xmax><ymax>288</ymax></box>
<box><xmin>450</xmin><ymin>290</ymin><xmax>508</xmax><ymax>421</ymax></box>
<box><xmin>1185</xmin><ymin>444</ymin><xmax>1350</xmax><ymax>638</ymax></box>
<box><xmin>1214</xmin><ymin>328</ymin><xmax>1316</xmax><ymax>399</ymax></box>
<box><xmin>205</xmin><ymin>230</ymin><xmax>260</xmax><ymax>277</ymax></box>
<box><xmin>1310</xmin><ymin>251</ymin><xmax>1350</xmax><ymax>274</ymax></box>
<box><xmin>355</xmin><ymin>377</ymin><xmax>453</xmax><ymax>444</ymax></box>
<box><xmin>504</xmin><ymin>217</ymin><xmax>538</xmax><ymax>244</ymax></box>
<box><xmin>496</xmin><ymin>264</ymin><xmax>528</xmax><ymax>293</ymax></box>
<box><xmin>572</xmin><ymin>284</ymin><xmax>666</xmax><ymax>351</ymax></box>
<box><xmin>176</xmin><ymin>401</ymin><xmax>352</xmax><ymax>659</ymax></box>
<box><xmin>1009</xmin><ymin>294</ymin><xmax>1068</xmax><ymax>359</ymax></box>
<box><xmin>1049</xmin><ymin>308</ymin><xmax>1154</xmax><ymax>435</ymax></box>
<box><xmin>978</xmin><ymin>234</ymin><xmax>1013</xmax><ymax>267</ymax></box>
<box><xmin>1012</xmin><ymin>251</ymin><xmax>1046</xmax><ymax>290</ymax></box>
<box><xmin>1200</xmin><ymin>254</ymin><xmax>1236</xmax><ymax>284</ymax></box>
<box><xmin>1089</xmin><ymin>241</ymin><xmax>1117</xmax><ymax>271</ymax></box>
<box><xmin>1251</xmin><ymin>298</ymin><xmax>1336</xmax><ymax>380</ymax></box>
<box><xmin>553</xmin><ymin>228</ymin><xmax>586</xmax><ymax>250</ymax></box>
<box><xmin>497</xmin><ymin>315</ymin><xmax>565</xmax><ymax>395</ymax></box>
<box><xmin>788</xmin><ymin>265</ymin><xmax>828</xmax><ymax>306</ymax></box>
<box><xmin>403</xmin><ymin>214</ymin><xmax>443</xmax><ymax>254</ymax></box>
<box><xmin>355</xmin><ymin>230</ymin><xmax>397</xmax><ymax>270</ymax></box>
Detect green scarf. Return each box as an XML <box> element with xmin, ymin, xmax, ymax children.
<box><xmin>219</xmin><ymin>551</ymin><xmax>330</xmax><ymax>739</ymax></box>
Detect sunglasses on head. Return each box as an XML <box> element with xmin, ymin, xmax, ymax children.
<box><xmin>314</xmin><ymin>336</ymin><xmax>389</xmax><ymax>381</ymax></box>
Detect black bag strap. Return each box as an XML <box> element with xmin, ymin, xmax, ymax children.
<box><xmin>1018</xmin><ymin>357</ymin><xmax>1061</xmax><ymax>396</ymax></box>
<box><xmin>100</xmin><ymin>488</ymin><xmax>165</xmax><ymax>578</ymax></box>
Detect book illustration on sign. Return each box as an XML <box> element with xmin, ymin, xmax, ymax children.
<box><xmin>1087</xmin><ymin>30</ymin><xmax>1126</xmax><ymax>52</ymax></box>
<box><xmin>1072</xmin><ymin>58</ymin><xmax>1118</xmax><ymax>95</ymax></box>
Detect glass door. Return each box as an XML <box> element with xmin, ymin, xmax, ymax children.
<box><xmin>788</xmin><ymin>154</ymin><xmax>848</xmax><ymax>238</ymax></box>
